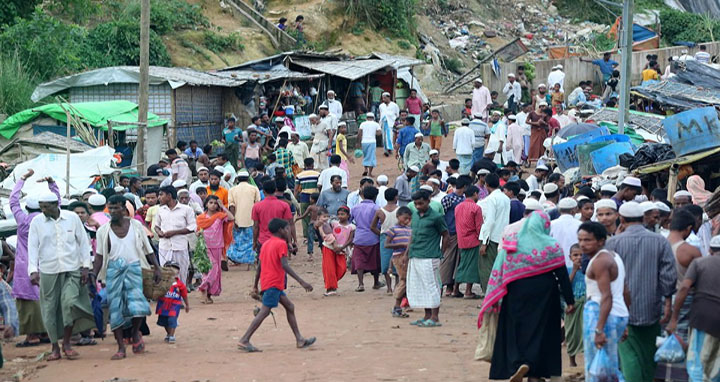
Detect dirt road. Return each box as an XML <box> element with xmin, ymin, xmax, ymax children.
<box><xmin>1</xmin><ymin>132</ymin><xmax>583</xmax><ymax>382</ymax></box>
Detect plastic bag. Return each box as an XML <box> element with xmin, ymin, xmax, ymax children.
<box><xmin>654</xmin><ymin>334</ymin><xmax>686</xmax><ymax>363</ymax></box>
<box><xmin>474</xmin><ymin>311</ymin><xmax>499</xmax><ymax>362</ymax></box>
<box><xmin>193</xmin><ymin>234</ymin><xmax>212</xmax><ymax>274</ymax></box>
<box><xmin>588</xmin><ymin>348</ymin><xmax>619</xmax><ymax>382</ymax></box>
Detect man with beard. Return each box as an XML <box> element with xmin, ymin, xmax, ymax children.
<box><xmin>421</xmin><ymin>150</ymin><xmax>441</xmax><ymax>177</ymax></box>
<box><xmin>190</xmin><ymin>167</ymin><xmax>210</xmax><ymax>196</ymax></box>
<box><xmin>471</xmin><ymin>78</ymin><xmax>492</xmax><ymax>121</ymax></box>
<box><xmin>206</xmin><ymin>170</ymin><xmax>229</xmax><ymax>207</ymax></box>
<box><xmin>533</xmin><ymin>84</ymin><xmax>550</xmax><ymax>110</ymax></box>
<box><xmin>379</xmin><ymin>92</ymin><xmax>400</xmax><ymax>157</ymax></box>
<box><xmin>241</xmin><ymin>129</ymin><xmax>263</xmax><ymax>171</ymax></box>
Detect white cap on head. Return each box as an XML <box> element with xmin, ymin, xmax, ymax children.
<box><xmin>543</xmin><ymin>183</ymin><xmax>559</xmax><ymax>194</ymax></box>
<box><xmin>83</xmin><ymin>189</ymin><xmax>98</xmax><ymax>196</ymax></box>
<box><xmin>366</xmin><ymin>112</ymin><xmax>375</xmax><ymax>117</ymax></box>
<box><xmin>477</xmin><ymin>168</ymin><xmax>491</xmax><ymax>175</ymax></box>
<box><xmin>213</xmin><ymin>165</ymin><xmax>225</xmax><ymax>173</ymax></box>
<box><xmin>178</xmin><ymin>189</ymin><xmax>190</xmax><ymax>196</ymax></box>
<box><xmin>508</xmin><ymin>73</ymin><xmax>516</xmax><ymax>78</ymax></box>
<box><xmin>428</xmin><ymin>178</ymin><xmax>441</xmax><ymax>185</ymax></box>
<box><xmin>26</xmin><ymin>196</ymin><xmax>40</xmax><ymax>210</ymax></box>
<box><xmin>538</xmin><ymin>83</ymin><xmax>547</xmax><ymax>88</ymax></box>
<box><xmin>558</xmin><ymin>197</ymin><xmax>578</xmax><ymax>209</ymax></box>
<box><xmin>172</xmin><ymin>180</ymin><xmax>187</xmax><ymax>188</ymax></box>
<box><xmin>414</xmin><ymin>132</ymin><xmax>424</xmax><ymax>138</ymax></box>
<box><xmin>508</xmin><ymin>114</ymin><xmax>517</xmax><ymax>120</ymax></box>
<box><xmin>377</xmin><ymin>175</ymin><xmax>388</xmax><ymax>183</ymax></box>
<box><xmin>491</xmin><ymin>110</ymin><xmax>502</xmax><ymax>116</ymax></box>
<box><xmin>113</xmin><ymin>186</ymin><xmax>125</xmax><ymax>193</ymax></box>
<box><xmin>674</xmin><ymin>190</ymin><xmax>692</xmax><ymax>199</ymax></box>
<box><xmin>556</xmin><ymin>64</ymin><xmax>563</xmax><ymax>69</ymax></box>
<box><xmin>237</xmin><ymin>169</ymin><xmax>250</xmax><ymax>177</ymax></box>
<box><xmin>461</xmin><ymin>118</ymin><xmax>471</xmax><ymax>125</ymax></box>
<box><xmin>38</xmin><ymin>191</ymin><xmax>58</xmax><ymax>203</ymax></box>
<box><xmin>537</xmin><ymin>101</ymin><xmax>549</xmax><ymax>107</ymax></box>
<box><xmin>61</xmin><ymin>198</ymin><xmax>70</xmax><ymax>207</ymax></box>
<box><xmin>338</xmin><ymin>121</ymin><xmax>347</xmax><ymax>127</ymax></box>
<box><xmin>619</xmin><ymin>201</ymin><xmax>643</xmax><ymax>218</ymax></box>
<box><xmin>595</xmin><ymin>199</ymin><xmax>617</xmax><ymax>211</ymax></box>
<box><xmin>419</xmin><ymin>185</ymin><xmax>433</xmax><ymax>192</ymax></box>
<box><xmin>429</xmin><ymin>149</ymin><xmax>439</xmax><ymax>156</ymax></box>
<box><xmin>408</xmin><ymin>165</ymin><xmax>420</xmax><ymax>172</ymax></box>
<box><xmin>536</xmin><ymin>164</ymin><xmax>549</xmax><ymax>171</ymax></box>
<box><xmin>601</xmin><ymin>184</ymin><xmax>618</xmax><ymax>193</ymax></box>
<box><xmin>576</xmin><ymin>195</ymin><xmax>589</xmax><ymax>201</ymax></box>
<box><xmin>327</xmin><ymin>90</ymin><xmax>335</xmax><ymax>95</ymax></box>
<box><xmin>484</xmin><ymin>147</ymin><xmax>496</xmax><ymax>155</ymax></box>
<box><xmin>197</xmin><ymin>166</ymin><xmax>209</xmax><ymax>173</ymax></box>
<box><xmin>640</xmin><ymin>201</ymin><xmax>658</xmax><ymax>213</ymax></box>
<box><xmin>621</xmin><ymin>176</ymin><xmax>641</xmax><ymax>188</ymax></box>
<box><xmin>655</xmin><ymin>201</ymin><xmax>671</xmax><ymax>213</ymax></box>
<box><xmin>318</xmin><ymin>104</ymin><xmax>329</xmax><ymax>110</ymax></box>
<box><xmin>274</xmin><ymin>116</ymin><xmax>284</xmax><ymax>122</ymax></box>
<box><xmin>474</xmin><ymin>78</ymin><xmax>483</xmax><ymax>83</ymax></box>
<box><xmin>710</xmin><ymin>235</ymin><xmax>720</xmax><ymax>249</ymax></box>
<box><xmin>308</xmin><ymin>113</ymin><xmax>318</xmax><ymax>119</ymax></box>
<box><xmin>88</xmin><ymin>194</ymin><xmax>106</xmax><ymax>206</ymax></box>
<box><xmin>523</xmin><ymin>198</ymin><xmax>543</xmax><ymax>211</ymax></box>
<box><xmin>382</xmin><ymin>92</ymin><xmax>391</xmax><ymax>97</ymax></box>
<box><xmin>473</xmin><ymin>113</ymin><xmax>484</xmax><ymax>119</ymax></box>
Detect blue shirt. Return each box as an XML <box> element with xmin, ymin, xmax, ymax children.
<box><xmin>223</xmin><ymin>127</ymin><xmax>242</xmax><ymax>143</ymax></box>
<box><xmin>184</xmin><ymin>147</ymin><xmax>204</xmax><ymax>159</ymax></box>
<box><xmin>397</xmin><ymin>126</ymin><xmax>419</xmax><ymax>156</ymax></box>
<box><xmin>509</xmin><ymin>199</ymin><xmax>525</xmax><ymax>224</ymax></box>
<box><xmin>441</xmin><ymin>193</ymin><xmax>464</xmax><ymax>235</ymax></box>
<box><xmin>567</xmin><ymin>266</ymin><xmax>586</xmax><ymax>300</ymax></box>
<box><xmin>592</xmin><ymin>59</ymin><xmax>619</xmax><ymax>76</ymax></box>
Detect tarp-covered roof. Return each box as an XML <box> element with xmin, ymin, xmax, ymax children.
<box><xmin>32</xmin><ymin>66</ymin><xmax>247</xmax><ymax>102</ymax></box>
<box><xmin>588</xmin><ymin>107</ymin><xmax>666</xmax><ymax>137</ymax></box>
<box><xmin>0</xmin><ymin>101</ymin><xmax>167</xmax><ymax>140</ymax></box>
<box><xmin>213</xmin><ymin>65</ymin><xmax>324</xmax><ymax>83</ymax></box>
<box><xmin>0</xmin><ymin>131</ymin><xmax>93</xmax><ymax>165</ymax></box>
<box><xmin>369</xmin><ymin>53</ymin><xmax>425</xmax><ymax>68</ymax></box>
<box><xmin>289</xmin><ymin>59</ymin><xmax>395</xmax><ymax>80</ymax></box>
<box><xmin>632</xmin><ymin>81</ymin><xmax>720</xmax><ymax>109</ymax></box>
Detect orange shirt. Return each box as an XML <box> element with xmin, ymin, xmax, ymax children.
<box><xmin>206</xmin><ymin>186</ymin><xmax>229</xmax><ymax>207</ymax></box>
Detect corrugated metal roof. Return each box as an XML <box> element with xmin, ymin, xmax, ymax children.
<box><xmin>370</xmin><ymin>52</ymin><xmax>425</xmax><ymax>68</ymax></box>
<box><xmin>214</xmin><ymin>66</ymin><xmax>324</xmax><ymax>83</ymax></box>
<box><xmin>290</xmin><ymin>59</ymin><xmax>395</xmax><ymax>80</ymax></box>
<box><xmin>32</xmin><ymin>66</ymin><xmax>246</xmax><ymax>102</ymax></box>
<box><xmin>219</xmin><ymin>52</ymin><xmax>290</xmax><ymax>71</ymax></box>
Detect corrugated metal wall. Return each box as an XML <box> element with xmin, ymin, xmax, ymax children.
<box><xmin>174</xmin><ymin>86</ymin><xmax>223</xmax><ymax>147</ymax></box>
<box><xmin>69</xmin><ymin>83</ymin><xmax>173</xmax><ymax>122</ymax></box>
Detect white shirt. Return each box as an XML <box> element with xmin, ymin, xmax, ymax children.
<box><xmin>222</xmin><ymin>162</ymin><xmax>237</xmax><ymax>185</ymax></box>
<box><xmin>526</xmin><ymin>174</ymin><xmax>540</xmax><ymax>191</ymax></box>
<box><xmin>503</xmin><ymin>81</ymin><xmax>522</xmax><ymax>102</ymax></box>
<box><xmin>453</xmin><ymin>126</ymin><xmax>475</xmax><ymax>155</ymax></box>
<box><xmin>318</xmin><ymin>166</ymin><xmax>348</xmax><ymax>190</ymax></box>
<box><xmin>27</xmin><ymin>210</ymin><xmax>92</xmax><ymax>275</ymax></box>
<box><xmin>359</xmin><ymin>120</ymin><xmax>381</xmax><ymax>143</ymax></box>
<box><xmin>547</xmin><ymin>70</ymin><xmax>565</xmax><ymax>92</ymax></box>
<box><xmin>326</xmin><ymin>99</ymin><xmax>343</xmax><ymax>119</ymax></box>
<box><xmin>322</xmin><ymin>114</ymin><xmax>338</xmax><ymax>131</ymax></box>
<box><xmin>471</xmin><ymin>86</ymin><xmax>492</xmax><ymax>118</ymax></box>
<box><xmin>477</xmin><ymin>189</ymin><xmax>511</xmax><ymax>244</ymax></box>
<box><xmin>678</xmin><ymin>54</ymin><xmax>695</xmax><ymax>62</ymax></box>
<box><xmin>190</xmin><ymin>180</ymin><xmax>209</xmax><ymax>194</ymax></box>
<box><xmin>376</xmin><ymin>185</ymin><xmax>388</xmax><ymax>208</ymax></box>
<box><xmin>695</xmin><ymin>51</ymin><xmax>711</xmax><ymax>64</ymax></box>
<box><xmin>347</xmin><ymin>190</ymin><xmax>363</xmax><ymax>209</ymax></box>
<box><xmin>431</xmin><ymin>191</ymin><xmax>447</xmax><ymax>204</ymax></box>
<box><xmin>516</xmin><ymin>111</ymin><xmax>530</xmax><ymax>136</ymax></box>
<box><xmin>550</xmin><ymin>214</ymin><xmax>582</xmax><ymax>268</ymax></box>
<box><xmin>109</xmin><ymin>224</ymin><xmax>139</xmax><ymax>263</ymax></box>
<box><xmin>379</xmin><ymin>102</ymin><xmax>400</xmax><ymax>128</ymax></box>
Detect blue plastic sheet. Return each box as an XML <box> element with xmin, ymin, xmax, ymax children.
<box><xmin>662</xmin><ymin>106</ymin><xmax>720</xmax><ymax>157</ymax></box>
<box><xmin>553</xmin><ymin>126</ymin><xmax>610</xmax><ymax>172</ymax></box>
<box><xmin>591</xmin><ymin>142</ymin><xmax>635</xmax><ymax>174</ymax></box>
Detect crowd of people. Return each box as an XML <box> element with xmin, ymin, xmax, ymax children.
<box><xmin>0</xmin><ymin>84</ymin><xmax>718</xmax><ymax>382</ymax></box>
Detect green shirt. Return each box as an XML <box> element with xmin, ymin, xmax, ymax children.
<box><xmin>409</xmin><ymin>207</ymin><xmax>447</xmax><ymax>259</ymax></box>
<box><xmin>370</xmin><ymin>86</ymin><xmax>384</xmax><ymax>103</ymax></box>
<box><xmin>403</xmin><ymin>142</ymin><xmax>431</xmax><ymax>169</ymax></box>
<box><xmin>408</xmin><ymin>200</ymin><xmax>443</xmax><ymax>215</ymax></box>
<box><xmin>430</xmin><ymin>120</ymin><xmax>443</xmax><ymax>136</ymax></box>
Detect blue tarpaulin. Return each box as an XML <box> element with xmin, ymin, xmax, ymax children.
<box><xmin>633</xmin><ymin>24</ymin><xmax>657</xmax><ymax>43</ymax></box>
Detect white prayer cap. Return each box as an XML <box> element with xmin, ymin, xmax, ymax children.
<box><xmin>419</xmin><ymin>185</ymin><xmax>433</xmax><ymax>192</ymax></box>
<box><xmin>408</xmin><ymin>165</ymin><xmax>420</xmax><ymax>172</ymax></box>
<box><xmin>88</xmin><ymin>194</ymin><xmax>106</xmax><ymax>206</ymax></box>
<box><xmin>474</xmin><ymin>78</ymin><xmax>483</xmax><ymax>83</ymax></box>
<box><xmin>523</xmin><ymin>198</ymin><xmax>543</xmax><ymax>211</ymax></box>
<box><xmin>508</xmin><ymin>114</ymin><xmax>517</xmax><ymax>120</ymax></box>
<box><xmin>382</xmin><ymin>92</ymin><xmax>391</xmax><ymax>97</ymax></box>
<box><xmin>338</xmin><ymin>121</ymin><xmax>347</xmax><ymax>127</ymax></box>
<box><xmin>558</xmin><ymin>197</ymin><xmax>578</xmax><ymax>209</ymax></box>
<box><xmin>377</xmin><ymin>175</ymin><xmax>388</xmax><ymax>183</ymax></box>
<box><xmin>461</xmin><ymin>118</ymin><xmax>471</xmax><ymax>125</ymax></box>
<box><xmin>414</xmin><ymin>132</ymin><xmax>424</xmax><ymax>138</ymax></box>
<box><xmin>543</xmin><ymin>183</ymin><xmax>559</xmax><ymax>194</ymax></box>
<box><xmin>621</xmin><ymin>176</ymin><xmax>642</xmax><ymax>188</ymax></box>
<box><xmin>213</xmin><ymin>166</ymin><xmax>225</xmax><ymax>173</ymax></box>
<box><xmin>619</xmin><ymin>201</ymin><xmax>643</xmax><ymax>218</ymax></box>
<box><xmin>655</xmin><ymin>201</ymin><xmax>671</xmax><ymax>213</ymax></box>
<box><xmin>484</xmin><ymin>147</ymin><xmax>496</xmax><ymax>155</ymax></box>
<box><xmin>26</xmin><ymin>196</ymin><xmax>40</xmax><ymax>209</ymax></box>
<box><xmin>428</xmin><ymin>178</ymin><xmax>441</xmax><ymax>185</ymax></box>
<box><xmin>640</xmin><ymin>201</ymin><xmax>658</xmax><ymax>213</ymax></box>
<box><xmin>473</xmin><ymin>113</ymin><xmax>484</xmax><ymax>119</ymax></box>
<box><xmin>451</xmin><ymin>173</ymin><xmax>460</xmax><ymax>179</ymax></box>
<box><xmin>710</xmin><ymin>235</ymin><xmax>720</xmax><ymax>249</ymax></box>
<box><xmin>595</xmin><ymin>199</ymin><xmax>617</xmax><ymax>211</ymax></box>
<box><xmin>197</xmin><ymin>166</ymin><xmax>209</xmax><ymax>173</ymax></box>
<box><xmin>172</xmin><ymin>180</ymin><xmax>187</xmax><ymax>188</ymax></box>
<box><xmin>536</xmin><ymin>164</ymin><xmax>549</xmax><ymax>171</ymax></box>
<box><xmin>366</xmin><ymin>112</ymin><xmax>375</xmax><ymax>117</ymax></box>
<box><xmin>519</xmin><ymin>189</ymin><xmax>527</xmax><ymax>195</ymax></box>
<box><xmin>178</xmin><ymin>189</ymin><xmax>190</xmax><ymax>196</ymax></box>
<box><xmin>537</xmin><ymin>101</ymin><xmax>549</xmax><ymax>107</ymax></box>
<box><xmin>308</xmin><ymin>113</ymin><xmax>318</xmax><ymax>119</ymax></box>
<box><xmin>477</xmin><ymin>168</ymin><xmax>491</xmax><ymax>175</ymax></box>
<box><xmin>507</xmin><ymin>73</ymin><xmax>516</xmax><ymax>78</ymax></box>
<box><xmin>538</xmin><ymin>83</ymin><xmax>547</xmax><ymax>88</ymax></box>
<box><xmin>681</xmin><ymin>49</ymin><xmax>688</xmax><ymax>54</ymax></box>
<box><xmin>601</xmin><ymin>184</ymin><xmax>618</xmax><ymax>193</ymax></box>
<box><xmin>491</xmin><ymin>110</ymin><xmax>502</xmax><ymax>116</ymax></box>
<box><xmin>327</xmin><ymin>90</ymin><xmax>335</xmax><ymax>95</ymax></box>
<box><xmin>60</xmin><ymin>198</ymin><xmax>71</xmax><ymax>207</ymax></box>
<box><xmin>82</xmin><ymin>189</ymin><xmax>98</xmax><ymax>196</ymax></box>
<box><xmin>576</xmin><ymin>196</ymin><xmax>589</xmax><ymax>201</ymax></box>
<box><xmin>274</xmin><ymin>117</ymin><xmax>284</xmax><ymax>122</ymax></box>
<box><xmin>318</xmin><ymin>104</ymin><xmax>329</xmax><ymax>110</ymax></box>
<box><xmin>38</xmin><ymin>191</ymin><xmax>58</xmax><ymax>203</ymax></box>
<box><xmin>429</xmin><ymin>149</ymin><xmax>439</xmax><ymax>156</ymax></box>
<box><xmin>237</xmin><ymin>169</ymin><xmax>250</xmax><ymax>177</ymax></box>
<box><xmin>113</xmin><ymin>186</ymin><xmax>125</xmax><ymax>193</ymax></box>
<box><xmin>556</xmin><ymin>64</ymin><xmax>563</xmax><ymax>69</ymax></box>
<box><xmin>673</xmin><ymin>190</ymin><xmax>692</xmax><ymax>199</ymax></box>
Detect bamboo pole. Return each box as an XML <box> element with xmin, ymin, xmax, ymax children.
<box><xmin>65</xmin><ymin>110</ymin><xmax>71</xmax><ymax>197</ymax></box>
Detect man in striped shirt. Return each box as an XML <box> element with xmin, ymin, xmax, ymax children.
<box><xmin>295</xmin><ymin>157</ymin><xmax>320</xmax><ymax>251</ymax></box>
<box><xmin>605</xmin><ymin>202</ymin><xmax>677</xmax><ymax>382</ymax></box>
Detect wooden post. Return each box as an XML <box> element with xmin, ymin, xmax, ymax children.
<box><xmin>65</xmin><ymin>110</ymin><xmax>71</xmax><ymax>197</ymax></box>
<box><xmin>137</xmin><ymin>0</ymin><xmax>150</xmax><ymax>175</ymax></box>
<box><xmin>271</xmin><ymin>79</ymin><xmax>288</xmax><ymax>117</ymax></box>
<box><xmin>107</xmin><ymin>121</ymin><xmax>115</xmax><ymax>148</ymax></box>
<box><xmin>667</xmin><ymin>165</ymin><xmax>679</xmax><ymax>202</ymax></box>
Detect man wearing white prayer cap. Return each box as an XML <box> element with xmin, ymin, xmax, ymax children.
<box><xmin>472</xmin><ymin>76</ymin><xmax>492</xmax><ymax>120</ymax></box>
<box><xmin>86</xmin><ymin>194</ymin><xmax>110</xmax><ymax>232</ymax></box>
<box><xmin>640</xmin><ymin>201</ymin><xmax>660</xmax><ymax>231</ymax></box>
<box><xmin>612</xmin><ymin>176</ymin><xmax>643</xmax><ymax>209</ymax></box>
<box><xmin>358</xmin><ymin>109</ymin><xmax>382</xmax><ymax>177</ymax></box>
<box><xmin>374</xmin><ymin>174</ymin><xmax>390</xmax><ymax>208</ymax></box>
<box><xmin>190</xmin><ymin>166</ymin><xmax>210</xmax><ymax>198</ymax></box>
<box><xmin>503</xmin><ymin>72</ymin><xmax>522</xmax><ymax>113</ymax></box>
<box><xmin>403</xmin><ymin>132</ymin><xmax>431</xmax><ymax>171</ymax></box>
<box><xmin>379</xmin><ymin>91</ymin><xmax>400</xmax><ymax>156</ymax></box>
<box><xmin>594</xmin><ymin>199</ymin><xmax>619</xmax><ymax>237</ymax></box>
<box><xmin>605</xmin><ymin>201</ymin><xmax>676</xmax><ymax>382</ymax></box>
<box><xmin>322</xmin><ymin>89</ymin><xmax>343</xmax><ymax>118</ymax></box>
<box><xmin>600</xmin><ymin>183</ymin><xmax>618</xmax><ymax>199</ymax></box>
<box><xmin>551</xmin><ymin>197</ymin><xmax>582</xmax><ymax>267</ymax></box>
<box><xmin>672</xmin><ymin>190</ymin><xmax>693</xmax><ymax>208</ymax></box>
<box><xmin>525</xmin><ymin>165</ymin><xmax>549</xmax><ymax>192</ymax></box>
<box><xmin>27</xmin><ymin>186</ymin><xmax>94</xmax><ymax>361</ymax></box>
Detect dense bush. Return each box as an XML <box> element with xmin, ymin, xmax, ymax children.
<box><xmin>85</xmin><ymin>20</ymin><xmax>171</xmax><ymax>68</ymax></box>
<box><xmin>122</xmin><ymin>0</ymin><xmax>209</xmax><ymax>35</ymax></box>
<box><xmin>659</xmin><ymin>9</ymin><xmax>719</xmax><ymax>44</ymax></box>
<box><xmin>0</xmin><ymin>54</ymin><xmax>39</xmax><ymax>115</ymax></box>
<box><xmin>0</xmin><ymin>0</ymin><xmax>41</xmax><ymax>27</ymax></box>
<box><xmin>343</xmin><ymin>0</ymin><xmax>417</xmax><ymax>41</ymax></box>
<box><xmin>203</xmin><ymin>31</ymin><xmax>245</xmax><ymax>53</ymax></box>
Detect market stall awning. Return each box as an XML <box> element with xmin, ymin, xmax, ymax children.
<box><xmin>213</xmin><ymin>65</ymin><xmax>324</xmax><ymax>83</ymax></box>
<box><xmin>632</xmin><ymin>81</ymin><xmax>720</xmax><ymax>109</ymax></box>
<box><xmin>0</xmin><ymin>101</ymin><xmax>167</xmax><ymax>139</ymax></box>
<box><xmin>634</xmin><ymin>147</ymin><xmax>720</xmax><ymax>174</ymax></box>
<box><xmin>290</xmin><ymin>59</ymin><xmax>396</xmax><ymax>81</ymax></box>
<box><xmin>587</xmin><ymin>107</ymin><xmax>666</xmax><ymax>137</ymax></box>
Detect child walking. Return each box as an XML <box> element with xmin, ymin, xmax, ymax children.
<box><xmin>335</xmin><ymin>122</ymin><xmax>353</xmax><ymax>179</ymax></box>
<box><xmin>565</xmin><ymin>244</ymin><xmax>586</xmax><ymax>366</ymax></box>
<box><xmin>156</xmin><ymin>262</ymin><xmax>190</xmax><ymax>344</ymax></box>
<box><xmin>384</xmin><ymin>206</ymin><xmax>413</xmax><ymax>318</ymax></box>
<box><xmin>197</xmin><ymin>195</ymin><xmax>233</xmax><ymax>304</ymax></box>
<box><xmin>238</xmin><ymin>218</ymin><xmax>315</xmax><ymax>352</ymax></box>
<box><xmin>317</xmin><ymin>207</ymin><xmax>355</xmax><ymax>296</ymax></box>
<box><xmin>428</xmin><ymin>109</ymin><xmax>447</xmax><ymax>151</ymax></box>
<box><xmin>295</xmin><ymin>192</ymin><xmax>320</xmax><ymax>260</ymax></box>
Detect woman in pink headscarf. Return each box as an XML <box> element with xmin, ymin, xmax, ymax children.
<box><xmin>687</xmin><ymin>175</ymin><xmax>713</xmax><ymax>206</ymax></box>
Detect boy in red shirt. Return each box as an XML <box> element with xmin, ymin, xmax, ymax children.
<box><xmin>156</xmin><ymin>262</ymin><xmax>190</xmax><ymax>344</ymax></box>
<box><xmin>238</xmin><ymin>218</ymin><xmax>315</xmax><ymax>352</ymax></box>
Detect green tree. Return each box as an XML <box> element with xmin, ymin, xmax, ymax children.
<box><xmin>84</xmin><ymin>20</ymin><xmax>171</xmax><ymax>68</ymax></box>
<box><xmin>0</xmin><ymin>0</ymin><xmax>41</xmax><ymax>28</ymax></box>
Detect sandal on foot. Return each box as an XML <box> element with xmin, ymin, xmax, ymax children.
<box><xmin>355</xmin><ymin>286</ymin><xmax>365</xmax><ymax>292</ymax></box>
<box><xmin>297</xmin><ymin>337</ymin><xmax>316</xmax><ymax>349</ymax></box>
<box><xmin>418</xmin><ymin>319</ymin><xmax>442</xmax><ymax>327</ymax></box>
<box><xmin>451</xmin><ymin>292</ymin><xmax>464</xmax><ymax>298</ymax></box>
<box><xmin>510</xmin><ymin>364</ymin><xmax>530</xmax><ymax>382</ymax></box>
<box><xmin>62</xmin><ymin>347</ymin><xmax>79</xmax><ymax>360</ymax></box>
<box><xmin>323</xmin><ymin>291</ymin><xmax>337</xmax><ymax>297</ymax></box>
<box><xmin>392</xmin><ymin>309</ymin><xmax>409</xmax><ymax>318</ymax></box>
<box><xmin>238</xmin><ymin>343</ymin><xmax>262</xmax><ymax>353</ymax></box>
<box><xmin>372</xmin><ymin>281</ymin><xmax>386</xmax><ymax>290</ymax></box>
<box><xmin>110</xmin><ymin>351</ymin><xmax>126</xmax><ymax>360</ymax></box>
<box><xmin>46</xmin><ymin>352</ymin><xmax>62</xmax><ymax>361</ymax></box>
<box><xmin>409</xmin><ymin>319</ymin><xmax>425</xmax><ymax>325</ymax></box>
<box><xmin>132</xmin><ymin>337</ymin><xmax>145</xmax><ymax>354</ymax></box>
<box><xmin>463</xmin><ymin>294</ymin><xmax>482</xmax><ymax>300</ymax></box>
<box><xmin>221</xmin><ymin>260</ymin><xmax>229</xmax><ymax>272</ymax></box>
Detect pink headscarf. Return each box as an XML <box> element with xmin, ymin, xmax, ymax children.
<box><xmin>687</xmin><ymin>175</ymin><xmax>712</xmax><ymax>206</ymax></box>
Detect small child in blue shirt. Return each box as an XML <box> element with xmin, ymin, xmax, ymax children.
<box><xmin>566</xmin><ymin>243</ymin><xmax>586</xmax><ymax>367</ymax></box>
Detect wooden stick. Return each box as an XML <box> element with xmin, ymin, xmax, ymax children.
<box><xmin>271</xmin><ymin>79</ymin><xmax>288</xmax><ymax>117</ymax></box>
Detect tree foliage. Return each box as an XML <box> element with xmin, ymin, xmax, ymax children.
<box><xmin>659</xmin><ymin>9</ymin><xmax>719</xmax><ymax>44</ymax></box>
<box><xmin>0</xmin><ymin>0</ymin><xmax>41</xmax><ymax>28</ymax></box>
<box><xmin>84</xmin><ymin>20</ymin><xmax>171</xmax><ymax>68</ymax></box>
<box><xmin>343</xmin><ymin>0</ymin><xmax>417</xmax><ymax>41</ymax></box>
<box><xmin>122</xmin><ymin>0</ymin><xmax>209</xmax><ymax>35</ymax></box>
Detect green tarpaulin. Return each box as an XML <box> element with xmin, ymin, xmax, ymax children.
<box><xmin>598</xmin><ymin>122</ymin><xmax>646</xmax><ymax>146</ymax></box>
<box><xmin>0</xmin><ymin>100</ymin><xmax>167</xmax><ymax>139</ymax></box>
